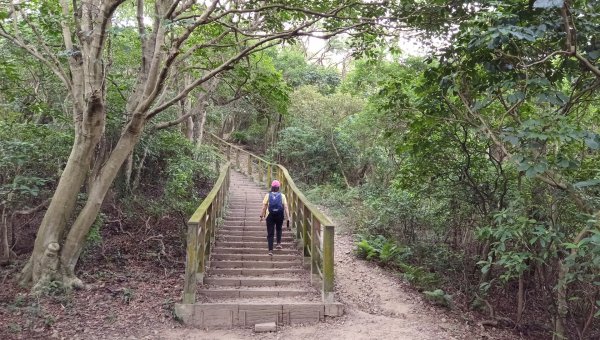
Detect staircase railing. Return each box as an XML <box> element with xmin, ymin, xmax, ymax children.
<box><xmin>182</xmin><ymin>161</ymin><xmax>231</xmax><ymax>304</ymax></box>
<box><xmin>209</xmin><ymin>134</ymin><xmax>335</xmax><ymax>303</ymax></box>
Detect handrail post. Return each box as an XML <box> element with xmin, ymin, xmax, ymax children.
<box><xmin>323</xmin><ymin>225</ymin><xmax>334</xmax><ymax>303</ymax></box>
<box><xmin>311</xmin><ymin>218</ymin><xmax>321</xmax><ymax>284</ymax></box>
<box><xmin>197</xmin><ymin>218</ymin><xmax>207</xmax><ymax>283</ymax></box>
<box><xmin>183</xmin><ymin>221</ymin><xmax>199</xmax><ymax>303</ymax></box>
<box><xmin>302</xmin><ymin>205</ymin><xmax>310</xmax><ymax>258</ymax></box>
<box><xmin>267</xmin><ymin>164</ymin><xmax>272</xmax><ymax>188</ymax></box>
<box><xmin>227</xmin><ymin>145</ymin><xmax>231</xmax><ymax>160</ymax></box>
<box><xmin>235</xmin><ymin>149</ymin><xmax>240</xmax><ymax>169</ymax></box>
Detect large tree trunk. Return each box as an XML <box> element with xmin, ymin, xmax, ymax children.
<box><xmin>60</xmin><ymin>122</ymin><xmax>144</xmax><ymax>278</ymax></box>
<box><xmin>23</xmin><ymin>124</ymin><xmax>103</xmax><ymax>287</ymax></box>
<box><xmin>23</xmin><ymin>116</ymin><xmax>143</xmax><ymax>290</ymax></box>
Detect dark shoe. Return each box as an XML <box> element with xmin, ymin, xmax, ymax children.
<box><xmin>268</xmin><ymin>251</ymin><xmax>273</xmax><ymax>256</ymax></box>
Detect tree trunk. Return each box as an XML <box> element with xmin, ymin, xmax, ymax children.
<box><xmin>22</xmin><ymin>115</ymin><xmax>143</xmax><ymax>290</ymax></box>
<box><xmin>60</xmin><ymin>124</ymin><xmax>143</xmax><ymax>278</ymax></box>
<box><xmin>131</xmin><ymin>147</ymin><xmax>149</xmax><ymax>191</ymax></box>
<box><xmin>1</xmin><ymin>206</ymin><xmax>10</xmax><ymax>265</ymax></box>
<box><xmin>196</xmin><ymin>108</ymin><xmax>207</xmax><ymax>145</ymax></box>
<box><xmin>124</xmin><ymin>152</ymin><xmax>134</xmax><ymax>190</ymax></box>
<box><xmin>554</xmin><ymin>261</ymin><xmax>568</xmax><ymax>340</ymax></box>
<box><xmin>22</xmin><ymin>129</ymin><xmax>102</xmax><ymax>286</ymax></box>
<box><xmin>516</xmin><ymin>274</ymin><xmax>525</xmax><ymax>325</ymax></box>
<box><xmin>330</xmin><ymin>133</ymin><xmax>351</xmax><ymax>188</ymax></box>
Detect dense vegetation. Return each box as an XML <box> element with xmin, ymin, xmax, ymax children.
<box><xmin>1</xmin><ymin>0</ymin><xmax>599</xmax><ymax>339</ymax></box>
<box><xmin>213</xmin><ymin>3</ymin><xmax>600</xmax><ymax>339</ymax></box>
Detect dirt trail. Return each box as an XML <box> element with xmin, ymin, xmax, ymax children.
<box><xmin>140</xmin><ymin>225</ymin><xmax>518</xmax><ymax>340</ymax></box>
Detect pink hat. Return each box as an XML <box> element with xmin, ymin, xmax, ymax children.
<box><xmin>271</xmin><ymin>180</ymin><xmax>280</xmax><ymax>187</ymax></box>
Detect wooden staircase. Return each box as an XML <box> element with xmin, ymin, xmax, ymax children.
<box><xmin>175</xmin><ymin>171</ymin><xmax>342</xmax><ymax>329</ymax></box>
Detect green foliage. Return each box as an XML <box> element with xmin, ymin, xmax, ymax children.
<box><xmin>0</xmin><ymin>121</ymin><xmax>72</xmax><ymax>225</ymax></box>
<box><xmin>86</xmin><ymin>213</ymin><xmax>105</xmax><ymax>247</ymax></box>
<box><xmin>354</xmin><ymin>234</ymin><xmax>442</xmax><ymax>292</ymax></box>
<box><xmin>397</xmin><ymin>263</ymin><xmax>441</xmax><ymax>292</ymax></box>
<box><xmin>423</xmin><ymin>289</ymin><xmax>453</xmax><ymax>308</ymax></box>
<box><xmin>141</xmin><ymin>131</ymin><xmax>219</xmax><ymax>216</ymax></box>
<box><xmin>355</xmin><ymin>235</ymin><xmax>411</xmax><ymax>266</ymax></box>
<box><xmin>272</xmin><ymin>47</ymin><xmax>341</xmax><ymax>95</ymax></box>
<box><xmin>270</xmin><ymin>86</ymin><xmax>365</xmax><ymax>184</ymax></box>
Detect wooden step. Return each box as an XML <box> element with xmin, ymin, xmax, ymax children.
<box><xmin>215</xmin><ymin>241</ymin><xmax>294</xmax><ymax>249</ymax></box>
<box><xmin>219</xmin><ymin>230</ymin><xmax>293</xmax><ymax>238</ymax></box>
<box><xmin>217</xmin><ymin>235</ymin><xmax>294</xmax><ymax>243</ymax></box>
<box><xmin>208</xmin><ymin>268</ymin><xmax>305</xmax><ymax>276</ymax></box>
<box><xmin>212</xmin><ymin>247</ymin><xmax>297</xmax><ymax>255</ymax></box>
<box><xmin>221</xmin><ymin>225</ymin><xmax>291</xmax><ymax>230</ymax></box>
<box><xmin>204</xmin><ymin>277</ymin><xmax>302</xmax><ymax>287</ymax></box>
<box><xmin>212</xmin><ymin>260</ymin><xmax>302</xmax><ymax>269</ymax></box>
<box><xmin>197</xmin><ymin>289</ymin><xmax>308</xmax><ymax>299</ymax></box>
<box><xmin>212</xmin><ymin>254</ymin><xmax>298</xmax><ymax>261</ymax></box>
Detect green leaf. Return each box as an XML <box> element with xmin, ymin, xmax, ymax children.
<box><xmin>564</xmin><ymin>243</ymin><xmax>578</xmax><ymax>249</ymax></box>
<box><xmin>585</xmin><ymin>137</ymin><xmax>599</xmax><ymax>150</ymax></box>
<box><xmin>573</xmin><ymin>179</ymin><xmax>600</xmax><ymax>188</ymax></box>
<box><xmin>525</xmin><ymin>167</ymin><xmax>537</xmax><ymax>178</ymax></box>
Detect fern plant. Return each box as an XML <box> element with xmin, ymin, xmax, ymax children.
<box><xmin>355</xmin><ymin>239</ymin><xmax>377</xmax><ymax>260</ymax></box>
<box><xmin>379</xmin><ymin>241</ymin><xmax>400</xmax><ymax>265</ymax></box>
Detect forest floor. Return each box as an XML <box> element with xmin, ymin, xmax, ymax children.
<box><xmin>0</xmin><ymin>202</ymin><xmax>523</xmax><ymax>340</ymax></box>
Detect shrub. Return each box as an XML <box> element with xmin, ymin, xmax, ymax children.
<box><xmin>423</xmin><ymin>289</ymin><xmax>453</xmax><ymax>308</ymax></box>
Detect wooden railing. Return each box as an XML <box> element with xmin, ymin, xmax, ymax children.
<box><xmin>210</xmin><ymin>134</ymin><xmax>335</xmax><ymax>303</ymax></box>
<box><xmin>182</xmin><ymin>161</ymin><xmax>231</xmax><ymax>304</ymax></box>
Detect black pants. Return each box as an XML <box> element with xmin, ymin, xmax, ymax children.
<box><xmin>266</xmin><ymin>213</ymin><xmax>284</xmax><ymax>251</ymax></box>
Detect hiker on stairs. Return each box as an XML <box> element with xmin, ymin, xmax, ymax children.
<box><xmin>260</xmin><ymin>180</ymin><xmax>290</xmax><ymax>256</ymax></box>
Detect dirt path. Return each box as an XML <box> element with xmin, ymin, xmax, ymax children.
<box><xmin>139</xmin><ymin>227</ymin><xmax>519</xmax><ymax>340</ymax></box>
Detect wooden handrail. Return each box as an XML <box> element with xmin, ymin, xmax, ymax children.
<box><xmin>182</xmin><ymin>161</ymin><xmax>231</xmax><ymax>304</ymax></box>
<box><xmin>209</xmin><ymin>134</ymin><xmax>335</xmax><ymax>303</ymax></box>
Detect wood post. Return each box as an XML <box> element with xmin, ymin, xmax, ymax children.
<box><xmin>247</xmin><ymin>156</ymin><xmax>252</xmax><ymax>177</ymax></box>
<box><xmin>311</xmin><ymin>218</ymin><xmax>321</xmax><ymax>284</ymax></box>
<box><xmin>197</xmin><ymin>217</ymin><xmax>206</xmax><ymax>282</ymax></box>
<box><xmin>235</xmin><ymin>149</ymin><xmax>240</xmax><ymax>169</ymax></box>
<box><xmin>302</xmin><ymin>206</ymin><xmax>310</xmax><ymax>258</ymax></box>
<box><xmin>183</xmin><ymin>221</ymin><xmax>199</xmax><ymax>304</ymax></box>
<box><xmin>267</xmin><ymin>164</ymin><xmax>272</xmax><ymax>189</ymax></box>
<box><xmin>322</xmin><ymin>225</ymin><xmax>334</xmax><ymax>303</ymax></box>
<box><xmin>227</xmin><ymin>145</ymin><xmax>231</xmax><ymax>160</ymax></box>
